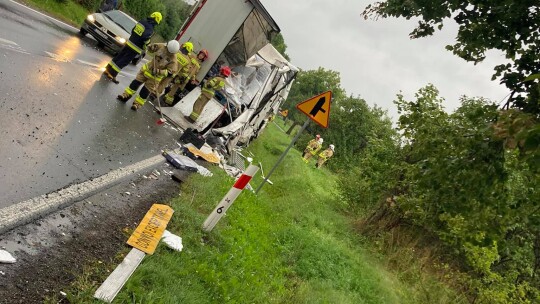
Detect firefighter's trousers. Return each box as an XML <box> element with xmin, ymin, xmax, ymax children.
<box><xmin>189</xmin><ymin>91</ymin><xmax>213</xmax><ymax>121</ymax></box>
<box><xmin>106</xmin><ymin>46</ymin><xmax>139</xmax><ymax>78</ymax></box>
<box><xmin>123</xmin><ymin>68</ymin><xmax>161</xmax><ymax>106</ymax></box>
<box><xmin>303</xmin><ymin>151</ymin><xmax>315</xmax><ymax>160</ymax></box>
<box><xmin>157</xmin><ymin>76</ymin><xmax>188</xmax><ymax>105</ymax></box>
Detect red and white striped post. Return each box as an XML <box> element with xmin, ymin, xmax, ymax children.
<box><xmin>202</xmin><ymin>164</ymin><xmax>259</xmax><ymax>232</ymax></box>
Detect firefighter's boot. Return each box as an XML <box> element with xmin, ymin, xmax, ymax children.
<box><xmin>131</xmin><ymin>102</ymin><xmax>143</xmax><ymax>111</ymax></box>
<box><xmin>117</xmin><ymin>92</ymin><xmax>132</xmax><ymax>102</ymax></box>
<box><xmin>103</xmin><ymin>70</ymin><xmax>119</xmax><ymax>84</ymax></box>
<box><xmin>163</xmin><ymin>94</ymin><xmax>174</xmax><ymax>106</ymax></box>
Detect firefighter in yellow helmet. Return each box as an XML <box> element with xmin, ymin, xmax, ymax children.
<box><xmin>302</xmin><ymin>135</ymin><xmax>322</xmax><ymax>163</ymax></box>
<box><xmin>185</xmin><ymin>65</ymin><xmax>230</xmax><ymax>123</ymax></box>
<box><xmin>155</xmin><ymin>42</ymin><xmax>194</xmax><ymax>101</ymax></box>
<box><xmin>103</xmin><ymin>12</ymin><xmax>162</xmax><ymax>83</ymax></box>
<box><xmin>164</xmin><ymin>48</ymin><xmax>209</xmax><ymax>106</ymax></box>
<box><xmin>117</xmin><ymin>40</ymin><xmax>179</xmax><ymax>111</ymax></box>
<box><xmin>316</xmin><ymin>144</ymin><xmax>334</xmax><ymax>168</ymax></box>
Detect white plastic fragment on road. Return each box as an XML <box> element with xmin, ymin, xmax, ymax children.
<box><xmin>161</xmin><ymin>230</ymin><xmax>183</xmax><ymax>252</ymax></box>
<box><xmin>196</xmin><ymin>165</ymin><xmax>213</xmax><ymax>177</ymax></box>
<box><xmin>0</xmin><ymin>249</ymin><xmax>16</xmax><ymax>263</ymax></box>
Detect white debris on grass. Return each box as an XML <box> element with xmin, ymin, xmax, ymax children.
<box><xmin>196</xmin><ymin>165</ymin><xmax>213</xmax><ymax>177</ymax></box>
<box><xmin>161</xmin><ymin>230</ymin><xmax>183</xmax><ymax>252</ymax></box>
<box><xmin>0</xmin><ymin>249</ymin><xmax>16</xmax><ymax>264</ymax></box>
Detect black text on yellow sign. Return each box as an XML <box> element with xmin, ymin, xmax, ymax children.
<box><xmin>127</xmin><ymin>204</ymin><xmax>174</xmax><ymax>255</ymax></box>
<box><xmin>296</xmin><ymin>90</ymin><xmax>332</xmax><ymax>128</ymax></box>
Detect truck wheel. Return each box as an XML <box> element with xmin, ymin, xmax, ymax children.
<box><xmin>79</xmin><ymin>28</ymin><xmax>87</xmax><ymax>36</ymax></box>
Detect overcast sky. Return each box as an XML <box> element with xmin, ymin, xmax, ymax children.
<box><xmin>260</xmin><ymin>0</ymin><xmax>510</xmax><ymax>120</ymax></box>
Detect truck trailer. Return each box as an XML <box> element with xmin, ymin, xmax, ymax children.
<box><xmin>160</xmin><ymin>0</ymin><xmax>297</xmax><ymax>154</ymax></box>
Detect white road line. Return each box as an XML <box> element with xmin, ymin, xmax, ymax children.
<box><xmin>0</xmin><ymin>152</ymin><xmax>170</xmax><ymax>235</ymax></box>
<box><xmin>0</xmin><ymin>38</ymin><xmax>18</xmax><ymax>45</ymax></box>
<box><xmin>8</xmin><ymin>0</ymin><xmax>78</xmax><ymax>31</ymax></box>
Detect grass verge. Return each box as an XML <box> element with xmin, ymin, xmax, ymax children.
<box><xmin>17</xmin><ymin>0</ymin><xmax>90</xmax><ymax>27</ymax></box>
<box><xmin>57</xmin><ymin>121</ymin><xmax>459</xmax><ymax>303</ymax></box>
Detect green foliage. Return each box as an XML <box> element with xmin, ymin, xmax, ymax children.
<box><xmin>285</xmin><ymin>68</ymin><xmax>399</xmax><ymax>212</ymax></box>
<box><xmin>75</xmin><ymin>0</ymin><xmax>100</xmax><ymax>10</ymax></box>
<box><xmin>393</xmin><ymin>84</ymin><xmax>540</xmax><ymax>302</ymax></box>
<box><xmin>361</xmin><ymin>0</ymin><xmax>540</xmax><ymax>115</ymax></box>
<box><xmin>25</xmin><ymin>0</ymin><xmax>91</xmax><ymax>25</ymax></box>
<box><xmin>283</xmin><ymin>67</ymin><xmax>346</xmax><ymax>125</ymax></box>
<box><xmin>123</xmin><ymin>0</ymin><xmax>191</xmax><ymax>40</ymax></box>
<box><xmin>65</xmin><ymin>123</ymin><xmax>457</xmax><ymax>303</ymax></box>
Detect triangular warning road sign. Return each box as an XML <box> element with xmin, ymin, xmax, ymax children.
<box><xmin>296</xmin><ymin>91</ymin><xmax>332</xmax><ymax>128</ymax></box>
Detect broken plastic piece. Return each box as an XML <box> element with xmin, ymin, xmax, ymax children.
<box><xmin>0</xmin><ymin>249</ymin><xmax>16</xmax><ymax>264</ymax></box>
<box><xmin>161</xmin><ymin>230</ymin><xmax>183</xmax><ymax>251</ymax></box>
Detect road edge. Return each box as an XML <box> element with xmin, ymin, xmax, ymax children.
<box><xmin>0</xmin><ymin>153</ymin><xmax>166</xmax><ymax>235</ymax></box>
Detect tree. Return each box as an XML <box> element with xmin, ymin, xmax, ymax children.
<box><xmin>123</xmin><ymin>0</ymin><xmax>192</xmax><ymax>41</ymax></box>
<box><xmin>361</xmin><ymin>0</ymin><xmax>540</xmax><ymax>115</ymax></box>
<box><xmin>392</xmin><ymin>84</ymin><xmax>540</xmax><ymax>301</ymax></box>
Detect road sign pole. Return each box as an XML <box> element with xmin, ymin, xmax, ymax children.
<box><xmin>255</xmin><ymin>118</ymin><xmax>310</xmax><ymax>194</ymax></box>
<box><xmin>203</xmin><ymin>164</ymin><xmax>259</xmax><ymax>232</ymax></box>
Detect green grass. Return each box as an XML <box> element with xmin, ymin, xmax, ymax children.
<box><xmin>62</xmin><ymin>121</ymin><xmax>459</xmax><ymax>303</ymax></box>
<box><xmin>20</xmin><ymin>0</ymin><xmax>90</xmax><ymax>27</ymax></box>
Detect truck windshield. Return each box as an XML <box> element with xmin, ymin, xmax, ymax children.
<box><xmin>103</xmin><ymin>10</ymin><xmax>136</xmax><ymax>33</ymax></box>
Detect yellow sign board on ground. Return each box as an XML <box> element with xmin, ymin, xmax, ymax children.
<box><xmin>127</xmin><ymin>204</ymin><xmax>174</xmax><ymax>255</ymax></box>
<box><xmin>296</xmin><ymin>91</ymin><xmax>332</xmax><ymax>128</ymax></box>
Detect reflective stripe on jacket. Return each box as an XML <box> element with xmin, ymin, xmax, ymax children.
<box><xmin>318</xmin><ymin>148</ymin><xmax>334</xmax><ymax>160</ymax></box>
<box><xmin>126</xmin><ymin>19</ymin><xmax>155</xmax><ymax>53</ymax></box>
<box><xmin>201</xmin><ymin>76</ymin><xmax>225</xmax><ymax>96</ymax></box>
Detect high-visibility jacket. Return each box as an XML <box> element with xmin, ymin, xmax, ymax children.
<box><xmin>126</xmin><ymin>18</ymin><xmax>156</xmax><ymax>54</ymax></box>
<box><xmin>175</xmin><ymin>52</ymin><xmax>192</xmax><ymax>77</ymax></box>
<box><xmin>305</xmin><ymin>139</ymin><xmax>322</xmax><ymax>155</ymax></box>
<box><xmin>186</xmin><ymin>53</ymin><xmax>201</xmax><ymax>81</ymax></box>
<box><xmin>142</xmin><ymin>43</ymin><xmax>178</xmax><ymax>82</ymax></box>
<box><xmin>318</xmin><ymin>148</ymin><xmax>334</xmax><ymax>161</ymax></box>
<box><xmin>201</xmin><ymin>76</ymin><xmax>225</xmax><ymax>96</ymax></box>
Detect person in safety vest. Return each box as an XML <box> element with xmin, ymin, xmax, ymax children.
<box><xmin>161</xmin><ymin>46</ymin><xmax>208</xmax><ymax>106</ymax></box>
<box><xmin>103</xmin><ymin>12</ymin><xmax>162</xmax><ymax>84</ymax></box>
<box><xmin>185</xmin><ymin>65</ymin><xmax>230</xmax><ymax>123</ymax></box>
<box><xmin>155</xmin><ymin>42</ymin><xmax>194</xmax><ymax>101</ymax></box>
<box><xmin>116</xmin><ymin>40</ymin><xmax>179</xmax><ymax>111</ymax></box>
<box><xmin>167</xmin><ymin>48</ymin><xmax>208</xmax><ymax>105</ymax></box>
<box><xmin>302</xmin><ymin>135</ymin><xmax>322</xmax><ymax>163</ymax></box>
<box><xmin>316</xmin><ymin>144</ymin><xmax>334</xmax><ymax>168</ymax></box>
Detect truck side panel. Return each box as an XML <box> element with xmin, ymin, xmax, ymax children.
<box><xmin>178</xmin><ymin>0</ymin><xmax>253</xmax><ymax>81</ymax></box>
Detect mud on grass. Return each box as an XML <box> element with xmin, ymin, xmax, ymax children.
<box><xmin>0</xmin><ymin>164</ymin><xmax>190</xmax><ymax>304</ymax></box>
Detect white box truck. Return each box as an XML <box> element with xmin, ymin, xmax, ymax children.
<box><xmin>160</xmin><ymin>0</ymin><xmax>297</xmax><ymax>153</ymax></box>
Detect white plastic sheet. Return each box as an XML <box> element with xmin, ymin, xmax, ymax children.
<box><xmin>0</xmin><ymin>250</ymin><xmax>16</xmax><ymax>264</ymax></box>
<box><xmin>161</xmin><ymin>230</ymin><xmax>183</xmax><ymax>252</ymax></box>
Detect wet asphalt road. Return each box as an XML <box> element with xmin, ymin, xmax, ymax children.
<box><xmin>0</xmin><ymin>1</ymin><xmax>181</xmax><ymax>208</ymax></box>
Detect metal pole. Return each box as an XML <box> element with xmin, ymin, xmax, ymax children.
<box><xmin>255</xmin><ymin>118</ymin><xmax>310</xmax><ymax>194</ymax></box>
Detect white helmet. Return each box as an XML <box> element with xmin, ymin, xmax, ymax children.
<box><xmin>329</xmin><ymin>144</ymin><xmax>335</xmax><ymax>151</ymax></box>
<box><xmin>167</xmin><ymin>40</ymin><xmax>180</xmax><ymax>53</ymax></box>
<box><xmin>318</xmin><ymin>138</ymin><xmax>323</xmax><ymax>144</ymax></box>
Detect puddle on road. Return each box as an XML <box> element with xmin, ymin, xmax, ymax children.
<box><xmin>44</xmin><ymin>51</ymin><xmax>71</xmax><ymax>63</ymax></box>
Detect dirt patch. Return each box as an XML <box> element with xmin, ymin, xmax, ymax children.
<box><xmin>0</xmin><ymin>163</ymin><xmax>192</xmax><ymax>304</ymax></box>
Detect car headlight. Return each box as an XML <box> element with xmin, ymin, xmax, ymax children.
<box><xmin>86</xmin><ymin>14</ymin><xmax>95</xmax><ymax>22</ymax></box>
<box><xmin>115</xmin><ymin>37</ymin><xmax>126</xmax><ymax>44</ymax></box>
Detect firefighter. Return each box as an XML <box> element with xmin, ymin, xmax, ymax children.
<box><xmin>162</xmin><ymin>48</ymin><xmax>208</xmax><ymax>106</ymax></box>
<box><xmin>168</xmin><ymin>48</ymin><xmax>209</xmax><ymax>105</ymax></box>
<box><xmin>103</xmin><ymin>12</ymin><xmax>162</xmax><ymax>84</ymax></box>
<box><xmin>316</xmin><ymin>144</ymin><xmax>334</xmax><ymax>168</ymax></box>
<box><xmin>155</xmin><ymin>42</ymin><xmax>194</xmax><ymax>102</ymax></box>
<box><xmin>185</xmin><ymin>65</ymin><xmax>230</xmax><ymax>123</ymax></box>
<box><xmin>116</xmin><ymin>40</ymin><xmax>179</xmax><ymax>111</ymax></box>
<box><xmin>302</xmin><ymin>135</ymin><xmax>323</xmax><ymax>163</ymax></box>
